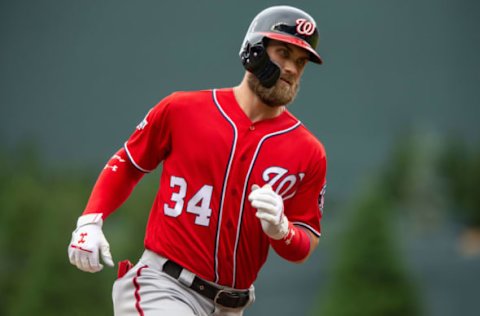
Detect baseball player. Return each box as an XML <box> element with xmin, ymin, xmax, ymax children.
<box><xmin>68</xmin><ymin>5</ymin><xmax>327</xmax><ymax>316</ymax></box>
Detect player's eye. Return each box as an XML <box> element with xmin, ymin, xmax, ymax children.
<box><xmin>296</xmin><ymin>58</ymin><xmax>307</xmax><ymax>68</ymax></box>
<box><xmin>277</xmin><ymin>48</ymin><xmax>289</xmax><ymax>58</ymax></box>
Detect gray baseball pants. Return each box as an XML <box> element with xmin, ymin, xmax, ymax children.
<box><xmin>112</xmin><ymin>250</ymin><xmax>255</xmax><ymax>316</ymax></box>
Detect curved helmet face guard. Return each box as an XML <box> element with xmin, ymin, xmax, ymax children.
<box><xmin>240</xmin><ymin>5</ymin><xmax>322</xmax><ymax>88</ymax></box>
<box><xmin>240</xmin><ymin>37</ymin><xmax>280</xmax><ymax>88</ymax></box>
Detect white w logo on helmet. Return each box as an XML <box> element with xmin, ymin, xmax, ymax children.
<box><xmin>296</xmin><ymin>18</ymin><xmax>315</xmax><ymax>36</ymax></box>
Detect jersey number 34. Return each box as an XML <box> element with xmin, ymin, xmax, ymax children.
<box><xmin>164</xmin><ymin>176</ymin><xmax>213</xmax><ymax>227</ymax></box>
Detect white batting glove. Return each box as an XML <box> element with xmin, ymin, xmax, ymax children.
<box><xmin>68</xmin><ymin>213</ymin><xmax>114</xmax><ymax>273</ymax></box>
<box><xmin>248</xmin><ymin>184</ymin><xmax>289</xmax><ymax>240</ymax></box>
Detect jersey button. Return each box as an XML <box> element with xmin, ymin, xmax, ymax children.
<box><xmin>249</xmin><ymin>125</ymin><xmax>255</xmax><ymax>131</ymax></box>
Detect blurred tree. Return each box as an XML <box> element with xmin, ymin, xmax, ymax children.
<box><xmin>439</xmin><ymin>138</ymin><xmax>480</xmax><ymax>256</ymax></box>
<box><xmin>439</xmin><ymin>138</ymin><xmax>480</xmax><ymax>228</ymax></box>
<box><xmin>312</xmin><ymin>132</ymin><xmax>480</xmax><ymax>315</ymax></box>
<box><xmin>314</xmin><ymin>186</ymin><xmax>421</xmax><ymax>316</ymax></box>
<box><xmin>0</xmin><ymin>144</ymin><xmax>158</xmax><ymax>315</ymax></box>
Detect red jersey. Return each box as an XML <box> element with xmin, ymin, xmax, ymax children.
<box><xmin>124</xmin><ymin>88</ymin><xmax>327</xmax><ymax>289</ymax></box>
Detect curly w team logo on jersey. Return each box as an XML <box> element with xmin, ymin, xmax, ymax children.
<box><xmin>262</xmin><ymin>166</ymin><xmax>305</xmax><ymax>200</ymax></box>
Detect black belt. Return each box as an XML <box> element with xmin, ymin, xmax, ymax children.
<box><xmin>162</xmin><ymin>260</ymin><xmax>250</xmax><ymax>308</ymax></box>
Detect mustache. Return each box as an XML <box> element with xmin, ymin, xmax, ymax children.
<box><xmin>279</xmin><ymin>73</ymin><xmax>296</xmax><ymax>85</ymax></box>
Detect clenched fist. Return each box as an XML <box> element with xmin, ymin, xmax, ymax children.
<box><xmin>68</xmin><ymin>213</ymin><xmax>114</xmax><ymax>273</ymax></box>
<box><xmin>248</xmin><ymin>184</ymin><xmax>289</xmax><ymax>240</ymax></box>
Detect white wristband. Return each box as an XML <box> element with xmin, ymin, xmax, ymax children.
<box><xmin>76</xmin><ymin>213</ymin><xmax>103</xmax><ymax>228</ymax></box>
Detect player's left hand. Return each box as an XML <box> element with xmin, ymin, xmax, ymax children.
<box><xmin>248</xmin><ymin>184</ymin><xmax>289</xmax><ymax>240</ymax></box>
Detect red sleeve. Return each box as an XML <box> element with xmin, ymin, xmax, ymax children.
<box><xmin>124</xmin><ymin>94</ymin><xmax>174</xmax><ymax>172</ymax></box>
<box><xmin>83</xmin><ymin>148</ymin><xmax>145</xmax><ymax>219</ymax></box>
<box><xmin>283</xmin><ymin>146</ymin><xmax>327</xmax><ymax>237</ymax></box>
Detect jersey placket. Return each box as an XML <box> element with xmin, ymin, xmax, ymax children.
<box><xmin>212</xmin><ymin>89</ymin><xmax>301</xmax><ymax>288</ymax></box>
<box><xmin>219</xmin><ymin>124</ymin><xmax>262</xmax><ymax>287</ymax></box>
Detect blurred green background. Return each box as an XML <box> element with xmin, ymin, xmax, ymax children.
<box><xmin>1</xmin><ymin>0</ymin><xmax>479</xmax><ymax>315</ymax></box>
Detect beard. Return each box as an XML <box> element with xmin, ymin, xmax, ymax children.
<box><xmin>247</xmin><ymin>72</ymin><xmax>300</xmax><ymax>107</ymax></box>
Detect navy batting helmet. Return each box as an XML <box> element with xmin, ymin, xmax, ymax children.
<box><xmin>239</xmin><ymin>6</ymin><xmax>322</xmax><ymax>87</ymax></box>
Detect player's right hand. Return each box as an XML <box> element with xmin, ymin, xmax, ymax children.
<box><xmin>68</xmin><ymin>213</ymin><xmax>114</xmax><ymax>273</ymax></box>
<box><xmin>249</xmin><ymin>184</ymin><xmax>289</xmax><ymax>240</ymax></box>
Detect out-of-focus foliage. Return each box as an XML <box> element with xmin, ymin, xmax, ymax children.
<box><xmin>316</xmin><ymin>186</ymin><xmax>422</xmax><ymax>316</ymax></box>
<box><xmin>383</xmin><ymin>133</ymin><xmax>480</xmax><ymax>228</ymax></box>
<box><xmin>313</xmin><ymin>133</ymin><xmax>480</xmax><ymax>316</ymax></box>
<box><xmin>0</xmin><ymin>144</ymin><xmax>158</xmax><ymax>316</ymax></box>
<box><xmin>439</xmin><ymin>138</ymin><xmax>480</xmax><ymax>228</ymax></box>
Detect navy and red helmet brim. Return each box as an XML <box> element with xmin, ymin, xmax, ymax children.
<box><xmin>259</xmin><ymin>32</ymin><xmax>323</xmax><ymax>64</ymax></box>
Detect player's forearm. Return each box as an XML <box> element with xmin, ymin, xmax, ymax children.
<box><xmin>294</xmin><ymin>228</ymin><xmax>319</xmax><ymax>263</ymax></box>
<box><xmin>83</xmin><ymin>148</ymin><xmax>145</xmax><ymax>219</ymax></box>
<box><xmin>269</xmin><ymin>224</ymin><xmax>318</xmax><ymax>263</ymax></box>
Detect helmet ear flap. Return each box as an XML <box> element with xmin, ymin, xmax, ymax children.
<box><xmin>240</xmin><ymin>40</ymin><xmax>280</xmax><ymax>88</ymax></box>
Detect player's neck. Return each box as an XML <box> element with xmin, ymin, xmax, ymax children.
<box><xmin>233</xmin><ymin>78</ymin><xmax>286</xmax><ymax>123</ymax></box>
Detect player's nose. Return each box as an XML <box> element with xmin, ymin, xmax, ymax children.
<box><xmin>282</xmin><ymin>60</ymin><xmax>299</xmax><ymax>77</ymax></box>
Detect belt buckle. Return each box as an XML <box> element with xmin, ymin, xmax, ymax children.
<box><xmin>213</xmin><ymin>289</ymin><xmax>246</xmax><ymax>307</ymax></box>
<box><xmin>213</xmin><ymin>289</ymin><xmax>228</xmax><ymax>305</ymax></box>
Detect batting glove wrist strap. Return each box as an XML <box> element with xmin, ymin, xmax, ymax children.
<box><xmin>266</xmin><ymin>213</ymin><xmax>289</xmax><ymax>240</ymax></box>
<box><xmin>77</xmin><ymin>213</ymin><xmax>104</xmax><ymax>228</ymax></box>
